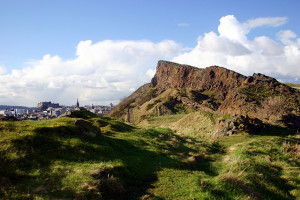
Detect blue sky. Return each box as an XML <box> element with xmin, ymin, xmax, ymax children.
<box><xmin>0</xmin><ymin>0</ymin><xmax>300</xmax><ymax>106</ymax></box>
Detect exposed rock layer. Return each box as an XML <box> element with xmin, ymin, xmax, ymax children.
<box><xmin>151</xmin><ymin>61</ymin><xmax>246</xmax><ymax>94</ymax></box>
<box><xmin>151</xmin><ymin>61</ymin><xmax>300</xmax><ymax>126</ymax></box>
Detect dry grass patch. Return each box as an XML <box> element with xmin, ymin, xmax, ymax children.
<box><xmin>171</xmin><ymin>111</ymin><xmax>215</xmax><ymax>137</ymax></box>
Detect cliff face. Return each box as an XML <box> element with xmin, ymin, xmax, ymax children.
<box><xmin>150</xmin><ymin>61</ymin><xmax>300</xmax><ymax>126</ymax></box>
<box><xmin>151</xmin><ymin>61</ymin><xmax>246</xmax><ymax>93</ymax></box>
<box><xmin>109</xmin><ymin>60</ymin><xmax>300</xmax><ymax>129</ymax></box>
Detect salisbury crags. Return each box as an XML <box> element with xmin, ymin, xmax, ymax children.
<box><xmin>151</xmin><ymin>61</ymin><xmax>300</xmax><ymax>124</ymax></box>
<box><xmin>151</xmin><ymin>61</ymin><xmax>246</xmax><ymax>91</ymax></box>
<box><xmin>109</xmin><ymin>60</ymin><xmax>300</xmax><ymax>128</ymax></box>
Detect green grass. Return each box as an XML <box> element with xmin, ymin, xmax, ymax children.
<box><xmin>0</xmin><ymin>113</ymin><xmax>219</xmax><ymax>199</ymax></box>
<box><xmin>141</xmin><ymin>111</ymin><xmax>217</xmax><ymax>137</ymax></box>
<box><xmin>217</xmin><ymin>135</ymin><xmax>300</xmax><ymax>200</ymax></box>
<box><xmin>239</xmin><ymin>85</ymin><xmax>280</xmax><ymax>105</ymax></box>
<box><xmin>145</xmin><ymin>114</ymin><xmax>188</xmax><ymax>127</ymax></box>
<box><xmin>0</xmin><ymin>111</ymin><xmax>299</xmax><ymax>199</ymax></box>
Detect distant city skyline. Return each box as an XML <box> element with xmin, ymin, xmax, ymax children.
<box><xmin>0</xmin><ymin>0</ymin><xmax>300</xmax><ymax>106</ymax></box>
<box><xmin>0</xmin><ymin>101</ymin><xmax>112</xmax><ymax>120</ymax></box>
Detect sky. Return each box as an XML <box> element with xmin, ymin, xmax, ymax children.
<box><xmin>0</xmin><ymin>0</ymin><xmax>300</xmax><ymax>106</ymax></box>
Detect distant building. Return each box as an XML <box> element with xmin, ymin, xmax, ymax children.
<box><xmin>60</xmin><ymin>107</ymin><xmax>67</xmax><ymax>115</ymax></box>
<box><xmin>37</xmin><ymin>101</ymin><xmax>60</xmax><ymax>112</ymax></box>
<box><xmin>15</xmin><ymin>109</ymin><xmax>25</xmax><ymax>115</ymax></box>
<box><xmin>0</xmin><ymin>110</ymin><xmax>13</xmax><ymax>116</ymax></box>
<box><xmin>76</xmin><ymin>99</ymin><xmax>79</xmax><ymax>108</ymax></box>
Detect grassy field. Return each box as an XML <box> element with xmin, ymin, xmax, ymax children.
<box><xmin>0</xmin><ymin>111</ymin><xmax>299</xmax><ymax>199</ymax></box>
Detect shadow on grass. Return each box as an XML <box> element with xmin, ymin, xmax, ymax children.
<box><xmin>249</xmin><ymin>164</ymin><xmax>295</xmax><ymax>200</ymax></box>
<box><xmin>209</xmin><ymin>136</ymin><xmax>299</xmax><ymax>200</ymax></box>
<box><xmin>215</xmin><ymin>163</ymin><xmax>297</xmax><ymax>200</ymax></box>
<box><xmin>0</xmin><ymin>121</ymin><xmax>220</xmax><ymax>199</ymax></box>
<box><xmin>200</xmin><ymin>163</ymin><xmax>297</xmax><ymax>200</ymax></box>
<box><xmin>93</xmin><ymin>117</ymin><xmax>137</xmax><ymax>133</ymax></box>
<box><xmin>109</xmin><ymin>121</ymin><xmax>136</xmax><ymax>133</ymax></box>
<box><xmin>247</xmin><ymin>121</ymin><xmax>298</xmax><ymax>137</ymax></box>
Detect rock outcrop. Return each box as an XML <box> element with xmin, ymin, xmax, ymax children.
<box><xmin>151</xmin><ymin>61</ymin><xmax>246</xmax><ymax>96</ymax></box>
<box><xmin>109</xmin><ymin>60</ymin><xmax>300</xmax><ymax>134</ymax></box>
<box><xmin>212</xmin><ymin>115</ymin><xmax>264</xmax><ymax>138</ymax></box>
<box><xmin>150</xmin><ymin>60</ymin><xmax>300</xmax><ymax>127</ymax></box>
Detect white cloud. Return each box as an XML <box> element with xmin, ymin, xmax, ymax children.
<box><xmin>178</xmin><ymin>23</ymin><xmax>190</xmax><ymax>27</ymax></box>
<box><xmin>243</xmin><ymin>17</ymin><xmax>287</xmax><ymax>32</ymax></box>
<box><xmin>0</xmin><ymin>66</ymin><xmax>7</xmax><ymax>74</ymax></box>
<box><xmin>218</xmin><ymin>15</ymin><xmax>248</xmax><ymax>43</ymax></box>
<box><xmin>146</xmin><ymin>69</ymin><xmax>156</xmax><ymax>78</ymax></box>
<box><xmin>0</xmin><ymin>40</ymin><xmax>181</xmax><ymax>106</ymax></box>
<box><xmin>1</xmin><ymin>15</ymin><xmax>299</xmax><ymax>107</ymax></box>
<box><xmin>252</xmin><ymin>36</ymin><xmax>284</xmax><ymax>55</ymax></box>
<box><xmin>277</xmin><ymin>30</ymin><xmax>298</xmax><ymax>45</ymax></box>
<box><xmin>173</xmin><ymin>15</ymin><xmax>300</xmax><ymax>83</ymax></box>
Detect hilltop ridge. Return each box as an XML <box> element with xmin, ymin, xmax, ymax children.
<box><xmin>109</xmin><ymin>60</ymin><xmax>300</xmax><ymax>134</ymax></box>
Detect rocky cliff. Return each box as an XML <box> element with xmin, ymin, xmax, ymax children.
<box><xmin>151</xmin><ymin>61</ymin><xmax>246</xmax><ymax>94</ymax></box>
<box><xmin>109</xmin><ymin>60</ymin><xmax>300</xmax><ymax>130</ymax></box>
<box><xmin>150</xmin><ymin>61</ymin><xmax>300</xmax><ymax>126</ymax></box>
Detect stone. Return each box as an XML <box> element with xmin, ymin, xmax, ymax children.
<box><xmin>212</xmin><ymin>115</ymin><xmax>264</xmax><ymax>138</ymax></box>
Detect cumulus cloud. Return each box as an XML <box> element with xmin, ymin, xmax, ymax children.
<box><xmin>277</xmin><ymin>30</ymin><xmax>298</xmax><ymax>45</ymax></box>
<box><xmin>1</xmin><ymin>15</ymin><xmax>299</xmax><ymax>107</ymax></box>
<box><xmin>218</xmin><ymin>15</ymin><xmax>248</xmax><ymax>43</ymax></box>
<box><xmin>173</xmin><ymin>15</ymin><xmax>300</xmax><ymax>83</ymax></box>
<box><xmin>0</xmin><ymin>40</ymin><xmax>181</xmax><ymax>106</ymax></box>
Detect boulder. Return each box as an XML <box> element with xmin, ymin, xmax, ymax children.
<box><xmin>212</xmin><ymin>115</ymin><xmax>264</xmax><ymax>138</ymax></box>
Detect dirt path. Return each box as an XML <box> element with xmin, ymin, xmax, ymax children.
<box><xmin>227</xmin><ymin>143</ymin><xmax>240</xmax><ymax>153</ymax></box>
<box><xmin>222</xmin><ymin>142</ymin><xmax>243</xmax><ymax>163</ymax></box>
<box><xmin>222</xmin><ymin>139</ymin><xmax>256</xmax><ymax>163</ymax></box>
<box><xmin>128</xmin><ymin>108</ymin><xmax>134</xmax><ymax>123</ymax></box>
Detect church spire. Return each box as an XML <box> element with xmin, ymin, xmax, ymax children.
<box><xmin>76</xmin><ymin>98</ymin><xmax>79</xmax><ymax>107</ymax></box>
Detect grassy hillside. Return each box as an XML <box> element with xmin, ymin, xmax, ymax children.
<box><xmin>0</xmin><ymin>111</ymin><xmax>299</xmax><ymax>199</ymax></box>
<box><xmin>285</xmin><ymin>83</ymin><xmax>300</xmax><ymax>90</ymax></box>
<box><xmin>108</xmin><ymin>88</ymin><xmax>201</xmax><ymax>124</ymax></box>
<box><xmin>109</xmin><ymin>87</ymin><xmax>228</xmax><ymax>138</ymax></box>
<box><xmin>139</xmin><ymin>111</ymin><xmax>219</xmax><ymax>138</ymax></box>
